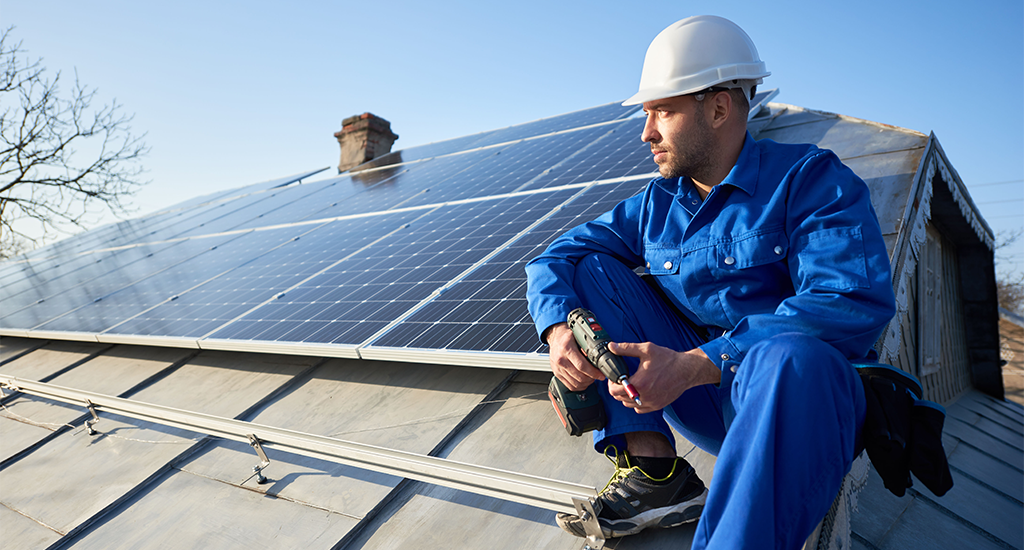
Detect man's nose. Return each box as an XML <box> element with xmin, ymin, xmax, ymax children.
<box><xmin>641</xmin><ymin>114</ymin><xmax>659</xmax><ymax>143</ymax></box>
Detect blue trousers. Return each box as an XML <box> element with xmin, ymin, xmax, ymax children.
<box><xmin>572</xmin><ymin>254</ymin><xmax>865</xmax><ymax>550</ymax></box>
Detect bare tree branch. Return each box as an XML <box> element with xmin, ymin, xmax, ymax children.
<box><xmin>0</xmin><ymin>26</ymin><xmax>149</xmax><ymax>258</ymax></box>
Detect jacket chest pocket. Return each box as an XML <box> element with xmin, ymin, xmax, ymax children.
<box><xmin>712</xmin><ymin>230</ymin><xmax>789</xmax><ymax>273</ymax></box>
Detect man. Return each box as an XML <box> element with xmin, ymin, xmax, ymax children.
<box><xmin>525</xmin><ymin>15</ymin><xmax>896</xmax><ymax>549</ymax></box>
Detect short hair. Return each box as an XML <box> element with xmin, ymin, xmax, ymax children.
<box><xmin>728</xmin><ymin>87</ymin><xmax>752</xmax><ymax>120</ymax></box>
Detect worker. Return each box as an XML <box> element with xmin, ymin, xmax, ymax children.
<box><xmin>525</xmin><ymin>15</ymin><xmax>896</xmax><ymax>549</ymax></box>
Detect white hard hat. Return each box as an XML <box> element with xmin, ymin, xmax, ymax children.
<box><xmin>623</xmin><ymin>15</ymin><xmax>770</xmax><ymax>106</ymax></box>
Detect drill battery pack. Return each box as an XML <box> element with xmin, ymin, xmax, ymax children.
<box><xmin>548</xmin><ymin>376</ymin><xmax>607</xmax><ymax>437</ymax></box>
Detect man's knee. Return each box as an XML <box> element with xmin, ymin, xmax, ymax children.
<box><xmin>570</xmin><ymin>253</ymin><xmax>643</xmax><ymax>310</ymax></box>
<box><xmin>572</xmin><ymin>253</ymin><xmax>621</xmax><ymax>288</ymax></box>
<box><xmin>738</xmin><ymin>333</ymin><xmax>859</xmax><ymax>394</ymax></box>
<box><xmin>746</xmin><ymin>332</ymin><xmax>836</xmax><ymax>366</ymax></box>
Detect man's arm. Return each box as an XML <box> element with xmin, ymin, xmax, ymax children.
<box><xmin>526</xmin><ymin>192</ymin><xmax>649</xmax><ymax>389</ymax></box>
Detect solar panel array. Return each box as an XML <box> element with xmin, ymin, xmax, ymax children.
<box><xmin>0</xmin><ymin>95</ymin><xmax>776</xmax><ymax>366</ymax></box>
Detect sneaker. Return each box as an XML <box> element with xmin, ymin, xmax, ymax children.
<box><xmin>556</xmin><ymin>446</ymin><xmax>707</xmax><ymax>538</ymax></box>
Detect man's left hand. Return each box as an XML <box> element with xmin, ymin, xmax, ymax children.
<box><xmin>607</xmin><ymin>341</ymin><xmax>721</xmax><ymax>414</ymax></box>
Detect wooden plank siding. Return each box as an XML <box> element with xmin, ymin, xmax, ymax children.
<box><xmin>916</xmin><ymin>224</ymin><xmax>972</xmax><ymax>404</ymax></box>
<box><xmin>894</xmin><ymin>270</ymin><xmax>919</xmax><ymax>380</ymax></box>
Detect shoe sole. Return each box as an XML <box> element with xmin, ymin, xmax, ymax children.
<box><xmin>603</xmin><ymin>488</ymin><xmax>707</xmax><ymax>537</ymax></box>
<box><xmin>557</xmin><ymin>488</ymin><xmax>708</xmax><ymax>539</ymax></box>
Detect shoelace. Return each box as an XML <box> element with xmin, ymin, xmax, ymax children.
<box><xmin>599</xmin><ymin>444</ymin><xmax>680</xmax><ymax>494</ymax></box>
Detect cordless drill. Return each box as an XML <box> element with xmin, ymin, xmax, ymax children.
<box><xmin>548</xmin><ymin>308</ymin><xmax>642</xmax><ymax>436</ymax></box>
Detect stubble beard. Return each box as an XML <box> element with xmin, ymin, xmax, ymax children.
<box><xmin>657</xmin><ymin>108</ymin><xmax>716</xmax><ymax>182</ymax></box>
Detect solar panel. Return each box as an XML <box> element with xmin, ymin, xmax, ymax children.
<box><xmin>151</xmin><ymin>168</ymin><xmax>329</xmax><ymax>215</ymax></box>
<box><xmin>365</xmin><ymin>178</ymin><xmax>651</xmax><ymax>355</ymax></box>
<box><xmin>103</xmin><ymin>211</ymin><xmax>425</xmax><ymax>338</ymax></box>
<box><xmin>355</xmin><ymin>102</ymin><xmax>639</xmax><ymax>172</ymax></box>
<box><xmin>28</xmin><ymin>227</ymin><xmax>307</xmax><ymax>334</ymax></box>
<box><xmin>0</xmin><ymin>98</ymin><xmax>696</xmax><ymax>369</ymax></box>
<box><xmin>206</xmin><ymin>188</ymin><xmax>578</xmax><ymax>346</ymax></box>
<box><xmin>749</xmin><ymin>88</ymin><xmax>779</xmax><ymax>119</ymax></box>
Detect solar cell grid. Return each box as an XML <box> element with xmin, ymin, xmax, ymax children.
<box><xmin>519</xmin><ymin>117</ymin><xmax>654</xmax><ymax>190</ymax></box>
<box><xmin>0</xmin><ymin>236</ymin><xmax>239</xmax><ymax>332</ymax></box>
<box><xmin>353</xmin><ymin>102</ymin><xmax>638</xmax><ymax>171</ymax></box>
<box><xmin>231</xmin><ymin>169</ymin><xmax>407</xmax><ymax>230</ymax></box>
<box><xmin>31</xmin><ymin>227</ymin><xmax>304</xmax><ymax>334</ymax></box>
<box><xmin>154</xmin><ymin>168</ymin><xmax>327</xmax><ymax>214</ymax></box>
<box><xmin>171</xmin><ymin>189</ymin><xmax>302</xmax><ymax>239</ymax></box>
<box><xmin>207</xmin><ymin>188</ymin><xmax>577</xmax><ymax>346</ymax></box>
<box><xmin>467</xmin><ymin>102</ymin><xmax>639</xmax><ymax>149</ymax></box>
<box><xmin>102</xmin><ymin>194</ymin><xmax>265</xmax><ymax>246</ymax></box>
<box><xmin>393</xmin><ymin>125</ymin><xmax>612</xmax><ymax>207</ymax></box>
<box><xmin>105</xmin><ymin>210</ymin><xmax>424</xmax><ymax>338</ymax></box>
<box><xmin>367</xmin><ymin>178</ymin><xmax>651</xmax><ymax>353</ymax></box>
<box><xmin>360</xmin><ymin>133</ymin><xmax>492</xmax><ymax>168</ymax></box>
<box><xmin>0</xmin><ymin>240</ymin><xmax>184</xmax><ymax>316</ymax></box>
<box><xmin>313</xmin><ymin>148</ymin><xmax>502</xmax><ymax>216</ymax></box>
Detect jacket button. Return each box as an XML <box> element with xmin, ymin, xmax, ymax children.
<box><xmin>774</xmin><ymin>246</ymin><xmax>783</xmax><ymax>255</ymax></box>
<box><xmin>646</xmin><ymin>262</ymin><xmax>651</xmax><ymax>268</ymax></box>
<box><xmin>730</xmin><ymin>365</ymin><xmax>737</xmax><ymax>373</ymax></box>
<box><xmin>721</xmin><ymin>353</ymin><xmax>730</xmax><ymax>361</ymax></box>
<box><xmin>724</xmin><ymin>256</ymin><xmax>736</xmax><ymax>265</ymax></box>
<box><xmin>663</xmin><ymin>261</ymin><xmax>673</xmax><ymax>270</ymax></box>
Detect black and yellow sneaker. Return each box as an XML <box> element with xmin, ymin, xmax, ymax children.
<box><xmin>556</xmin><ymin>446</ymin><xmax>707</xmax><ymax>538</ymax></box>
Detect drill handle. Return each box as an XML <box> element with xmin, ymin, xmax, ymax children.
<box><xmin>568</xmin><ymin>308</ymin><xmax>630</xmax><ymax>382</ymax></box>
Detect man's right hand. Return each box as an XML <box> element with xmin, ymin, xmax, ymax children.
<box><xmin>545</xmin><ymin>322</ymin><xmax>605</xmax><ymax>390</ymax></box>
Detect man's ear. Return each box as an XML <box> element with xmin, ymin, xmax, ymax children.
<box><xmin>709</xmin><ymin>91</ymin><xmax>733</xmax><ymax>129</ymax></box>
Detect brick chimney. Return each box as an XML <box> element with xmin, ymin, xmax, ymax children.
<box><xmin>334</xmin><ymin>113</ymin><xmax>399</xmax><ymax>172</ymax></box>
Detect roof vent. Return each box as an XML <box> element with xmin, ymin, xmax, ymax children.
<box><xmin>334</xmin><ymin>113</ymin><xmax>399</xmax><ymax>173</ymax></box>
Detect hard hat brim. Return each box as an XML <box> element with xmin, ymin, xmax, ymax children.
<box><xmin>621</xmin><ymin>74</ymin><xmax>768</xmax><ymax>106</ymax></box>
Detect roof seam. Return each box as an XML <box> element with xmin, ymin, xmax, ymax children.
<box><xmin>947</xmin><ymin>463</ymin><xmax>1024</xmax><ymax>506</ymax></box>
<box><xmin>838</xmin><ymin>145</ymin><xmax>927</xmax><ymax>162</ymax></box>
<box><xmin>907</xmin><ymin>487</ymin><xmax>1019</xmax><ymax>549</ymax></box>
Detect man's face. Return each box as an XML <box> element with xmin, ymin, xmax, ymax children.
<box><xmin>640</xmin><ymin>94</ymin><xmax>715</xmax><ymax>181</ymax></box>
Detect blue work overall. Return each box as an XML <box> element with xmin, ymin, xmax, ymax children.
<box><xmin>574</xmin><ymin>252</ymin><xmax>865</xmax><ymax>550</ymax></box>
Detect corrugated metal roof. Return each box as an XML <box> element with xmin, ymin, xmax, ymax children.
<box><xmin>1</xmin><ymin>336</ymin><xmax>1020</xmax><ymax>549</ymax></box>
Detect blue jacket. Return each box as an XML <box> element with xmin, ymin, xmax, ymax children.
<box><xmin>525</xmin><ymin>133</ymin><xmax>896</xmax><ymax>374</ymax></box>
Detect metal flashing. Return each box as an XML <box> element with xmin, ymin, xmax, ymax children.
<box><xmin>94</xmin><ymin>333</ymin><xmax>200</xmax><ymax>349</ymax></box>
<box><xmin>357</xmin><ymin>346</ymin><xmax>550</xmax><ymax>371</ymax></box>
<box><xmin>198</xmin><ymin>338</ymin><xmax>361</xmax><ymax>359</ymax></box>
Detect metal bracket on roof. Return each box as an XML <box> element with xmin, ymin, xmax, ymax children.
<box><xmin>248</xmin><ymin>434</ymin><xmax>270</xmax><ymax>484</ymax></box>
<box><xmin>573</xmin><ymin>497</ymin><xmax>605</xmax><ymax>550</ymax></box>
<box><xmin>85</xmin><ymin>400</ymin><xmax>100</xmax><ymax>435</ymax></box>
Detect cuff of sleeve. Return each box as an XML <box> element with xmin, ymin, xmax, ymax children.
<box><xmin>699</xmin><ymin>336</ymin><xmax>743</xmax><ymax>388</ymax></box>
<box><xmin>533</xmin><ymin>302</ymin><xmax>577</xmax><ymax>343</ymax></box>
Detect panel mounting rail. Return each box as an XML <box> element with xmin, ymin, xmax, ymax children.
<box><xmin>0</xmin><ymin>375</ymin><xmax>596</xmax><ymax>515</ymax></box>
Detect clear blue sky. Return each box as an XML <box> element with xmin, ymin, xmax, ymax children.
<box><xmin>4</xmin><ymin>0</ymin><xmax>1022</xmax><ymax>277</ymax></box>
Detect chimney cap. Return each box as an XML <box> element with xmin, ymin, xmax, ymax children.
<box><xmin>334</xmin><ymin>112</ymin><xmax>399</xmax><ymax>172</ymax></box>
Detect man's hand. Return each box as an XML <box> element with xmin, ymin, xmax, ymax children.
<box><xmin>545</xmin><ymin>322</ymin><xmax>605</xmax><ymax>390</ymax></box>
<box><xmin>607</xmin><ymin>341</ymin><xmax>720</xmax><ymax>414</ymax></box>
